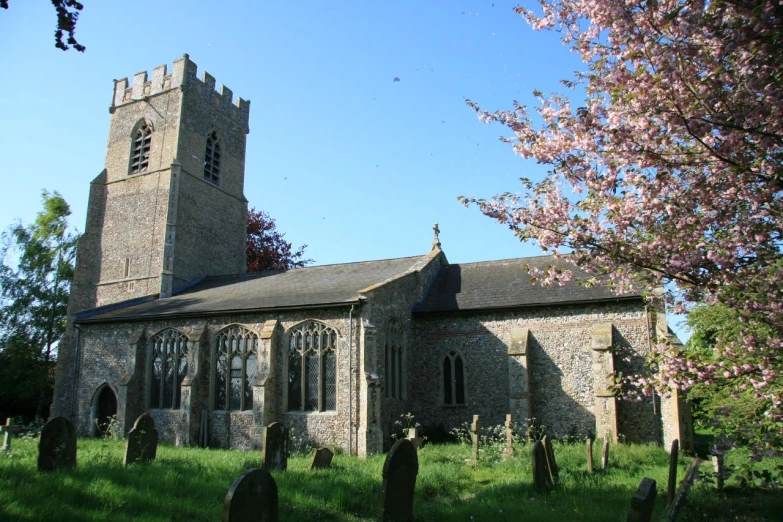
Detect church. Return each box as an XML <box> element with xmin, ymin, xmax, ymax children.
<box><xmin>52</xmin><ymin>55</ymin><xmax>692</xmax><ymax>456</ymax></box>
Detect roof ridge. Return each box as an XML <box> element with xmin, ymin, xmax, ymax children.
<box><xmin>451</xmin><ymin>254</ymin><xmax>568</xmax><ymax>267</ymax></box>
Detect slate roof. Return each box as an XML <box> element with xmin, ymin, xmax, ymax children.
<box><xmin>415</xmin><ymin>256</ymin><xmax>639</xmax><ymax>313</ymax></box>
<box><xmin>77</xmin><ymin>255</ymin><xmax>429</xmax><ymax>323</ymax></box>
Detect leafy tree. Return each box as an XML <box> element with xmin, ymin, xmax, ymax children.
<box><xmin>0</xmin><ymin>0</ymin><xmax>86</xmax><ymax>52</ymax></box>
<box><xmin>461</xmin><ymin>1</ymin><xmax>782</xmax><ymax>456</ymax></box>
<box><xmin>246</xmin><ymin>208</ymin><xmax>312</xmax><ymax>272</ymax></box>
<box><xmin>0</xmin><ymin>191</ymin><xmax>78</xmax><ymax>420</ymax></box>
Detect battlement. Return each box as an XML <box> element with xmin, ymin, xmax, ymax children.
<box><xmin>110</xmin><ymin>54</ymin><xmax>250</xmax><ymax>126</ymax></box>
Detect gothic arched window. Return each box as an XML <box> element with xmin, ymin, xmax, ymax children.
<box><xmin>149</xmin><ymin>329</ymin><xmax>188</xmax><ymax>409</ymax></box>
<box><xmin>385</xmin><ymin>319</ymin><xmax>404</xmax><ymax>399</ymax></box>
<box><xmin>130</xmin><ymin>121</ymin><xmax>152</xmax><ymax>174</ymax></box>
<box><xmin>442</xmin><ymin>350</ymin><xmax>466</xmax><ymax>406</ymax></box>
<box><xmin>214</xmin><ymin>325</ymin><xmax>259</xmax><ymax>411</ymax></box>
<box><xmin>204</xmin><ymin>131</ymin><xmax>221</xmax><ymax>184</ymax></box>
<box><xmin>287</xmin><ymin>321</ymin><xmax>337</xmax><ymax>412</ymax></box>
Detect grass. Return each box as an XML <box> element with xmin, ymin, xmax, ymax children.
<box><xmin>0</xmin><ymin>437</ymin><xmax>697</xmax><ymax>521</ymax></box>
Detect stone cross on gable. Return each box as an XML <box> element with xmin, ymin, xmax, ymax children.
<box><xmin>432</xmin><ymin>223</ymin><xmax>441</xmax><ymax>250</ymax></box>
<box><xmin>1</xmin><ymin>418</ymin><xmax>22</xmax><ymax>452</ymax></box>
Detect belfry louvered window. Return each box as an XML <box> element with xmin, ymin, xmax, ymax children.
<box><xmin>385</xmin><ymin>319</ymin><xmax>404</xmax><ymax>399</ymax></box>
<box><xmin>287</xmin><ymin>321</ymin><xmax>337</xmax><ymax>412</ymax></box>
<box><xmin>204</xmin><ymin>131</ymin><xmax>221</xmax><ymax>184</ymax></box>
<box><xmin>130</xmin><ymin>122</ymin><xmax>152</xmax><ymax>174</ymax></box>
<box><xmin>443</xmin><ymin>350</ymin><xmax>466</xmax><ymax>406</ymax></box>
<box><xmin>214</xmin><ymin>326</ymin><xmax>259</xmax><ymax>411</ymax></box>
<box><xmin>149</xmin><ymin>329</ymin><xmax>188</xmax><ymax>409</ymax></box>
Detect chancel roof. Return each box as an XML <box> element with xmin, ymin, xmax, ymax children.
<box><xmin>415</xmin><ymin>256</ymin><xmax>640</xmax><ymax>313</ymax></box>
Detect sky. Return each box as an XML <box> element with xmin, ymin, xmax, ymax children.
<box><xmin>0</xmin><ymin>1</ymin><xmax>689</xmax><ymax>338</ymax></box>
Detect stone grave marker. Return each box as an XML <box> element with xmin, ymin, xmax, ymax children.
<box><xmin>308</xmin><ymin>447</ymin><xmax>334</xmax><ymax>471</ymax></box>
<box><xmin>38</xmin><ymin>417</ymin><xmax>77</xmax><ymax>472</ymax></box>
<box><xmin>1</xmin><ymin>418</ymin><xmax>22</xmax><ymax>453</ymax></box>
<box><xmin>667</xmin><ymin>439</ymin><xmax>679</xmax><ymax>505</ymax></box>
<box><xmin>123</xmin><ymin>413</ymin><xmax>158</xmax><ymax>466</ymax></box>
<box><xmin>542</xmin><ymin>435</ymin><xmax>559</xmax><ymax>482</ymax></box>
<box><xmin>532</xmin><ymin>440</ymin><xmax>552</xmax><ymax>492</ymax></box>
<box><xmin>407</xmin><ymin>427</ymin><xmax>422</xmax><ymax>449</ymax></box>
<box><xmin>262</xmin><ymin>422</ymin><xmax>288</xmax><ymax>471</ymax></box>
<box><xmin>503</xmin><ymin>414</ymin><xmax>514</xmax><ymax>459</ymax></box>
<box><xmin>470</xmin><ymin>415</ymin><xmax>480</xmax><ymax>463</ymax></box>
<box><xmin>626</xmin><ymin>477</ymin><xmax>657</xmax><ymax>522</ymax></box>
<box><xmin>601</xmin><ymin>440</ymin><xmax>610</xmax><ymax>470</ymax></box>
<box><xmin>586</xmin><ymin>438</ymin><xmax>594</xmax><ymax>473</ymax></box>
<box><xmin>223</xmin><ymin>467</ymin><xmax>278</xmax><ymax>522</ymax></box>
<box><xmin>712</xmin><ymin>454</ymin><xmax>725</xmax><ymax>491</ymax></box>
<box><xmin>380</xmin><ymin>438</ymin><xmax>419</xmax><ymax>522</ymax></box>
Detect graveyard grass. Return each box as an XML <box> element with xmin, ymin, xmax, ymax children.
<box><xmin>0</xmin><ymin>437</ymin><xmax>691</xmax><ymax>522</ymax></box>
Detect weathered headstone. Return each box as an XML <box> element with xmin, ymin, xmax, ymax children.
<box><xmin>1</xmin><ymin>418</ymin><xmax>22</xmax><ymax>453</ymax></box>
<box><xmin>123</xmin><ymin>413</ymin><xmax>158</xmax><ymax>466</ymax></box>
<box><xmin>308</xmin><ymin>447</ymin><xmax>334</xmax><ymax>471</ymax></box>
<box><xmin>626</xmin><ymin>477</ymin><xmax>657</xmax><ymax>522</ymax></box>
<box><xmin>532</xmin><ymin>440</ymin><xmax>552</xmax><ymax>492</ymax></box>
<box><xmin>223</xmin><ymin>468</ymin><xmax>278</xmax><ymax>522</ymax></box>
<box><xmin>667</xmin><ymin>439</ymin><xmax>679</xmax><ymax>505</ymax></box>
<box><xmin>712</xmin><ymin>454</ymin><xmax>725</xmax><ymax>491</ymax></box>
<box><xmin>601</xmin><ymin>439</ymin><xmax>610</xmax><ymax>470</ymax></box>
<box><xmin>542</xmin><ymin>435</ymin><xmax>559</xmax><ymax>482</ymax></box>
<box><xmin>262</xmin><ymin>422</ymin><xmax>288</xmax><ymax>471</ymax></box>
<box><xmin>407</xmin><ymin>427</ymin><xmax>422</xmax><ymax>449</ymax></box>
<box><xmin>503</xmin><ymin>414</ymin><xmax>514</xmax><ymax>459</ymax></box>
<box><xmin>380</xmin><ymin>438</ymin><xmax>419</xmax><ymax>522</ymax></box>
<box><xmin>586</xmin><ymin>438</ymin><xmax>594</xmax><ymax>473</ymax></box>
<box><xmin>38</xmin><ymin>417</ymin><xmax>77</xmax><ymax>472</ymax></box>
<box><xmin>470</xmin><ymin>415</ymin><xmax>480</xmax><ymax>463</ymax></box>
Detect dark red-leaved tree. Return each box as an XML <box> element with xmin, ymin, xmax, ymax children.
<box><xmin>246</xmin><ymin>208</ymin><xmax>312</xmax><ymax>272</ymax></box>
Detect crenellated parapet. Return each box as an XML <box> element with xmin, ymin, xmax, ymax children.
<box><xmin>110</xmin><ymin>53</ymin><xmax>250</xmax><ymax>127</ymax></box>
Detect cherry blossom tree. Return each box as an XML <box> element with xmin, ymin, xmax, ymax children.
<box><xmin>461</xmin><ymin>1</ymin><xmax>782</xmax><ymax>455</ymax></box>
<box><xmin>246</xmin><ymin>208</ymin><xmax>312</xmax><ymax>272</ymax></box>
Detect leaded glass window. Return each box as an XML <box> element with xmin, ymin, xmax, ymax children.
<box><xmin>384</xmin><ymin>319</ymin><xmax>404</xmax><ymax>399</ymax></box>
<box><xmin>214</xmin><ymin>326</ymin><xmax>259</xmax><ymax>411</ymax></box>
<box><xmin>287</xmin><ymin>321</ymin><xmax>338</xmax><ymax>412</ymax></box>
<box><xmin>130</xmin><ymin>122</ymin><xmax>152</xmax><ymax>174</ymax></box>
<box><xmin>149</xmin><ymin>329</ymin><xmax>188</xmax><ymax>409</ymax></box>
<box><xmin>443</xmin><ymin>350</ymin><xmax>466</xmax><ymax>406</ymax></box>
<box><xmin>204</xmin><ymin>131</ymin><xmax>221</xmax><ymax>184</ymax></box>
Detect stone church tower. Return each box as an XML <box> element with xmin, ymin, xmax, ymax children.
<box><xmin>53</xmin><ymin>55</ymin><xmax>250</xmax><ymax>417</ymax></box>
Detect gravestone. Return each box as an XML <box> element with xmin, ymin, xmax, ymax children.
<box><xmin>601</xmin><ymin>440</ymin><xmax>610</xmax><ymax>470</ymax></box>
<box><xmin>262</xmin><ymin>422</ymin><xmax>288</xmax><ymax>471</ymax></box>
<box><xmin>123</xmin><ymin>413</ymin><xmax>158</xmax><ymax>466</ymax></box>
<box><xmin>223</xmin><ymin>468</ymin><xmax>278</xmax><ymax>522</ymax></box>
<box><xmin>532</xmin><ymin>440</ymin><xmax>551</xmax><ymax>492</ymax></box>
<box><xmin>586</xmin><ymin>438</ymin><xmax>594</xmax><ymax>473</ymax></box>
<box><xmin>542</xmin><ymin>435</ymin><xmax>559</xmax><ymax>482</ymax></box>
<box><xmin>626</xmin><ymin>477</ymin><xmax>657</xmax><ymax>522</ymax></box>
<box><xmin>308</xmin><ymin>447</ymin><xmax>334</xmax><ymax>471</ymax></box>
<box><xmin>407</xmin><ymin>427</ymin><xmax>422</xmax><ymax>449</ymax></box>
<box><xmin>380</xmin><ymin>438</ymin><xmax>419</xmax><ymax>522</ymax></box>
<box><xmin>667</xmin><ymin>439</ymin><xmax>679</xmax><ymax>505</ymax></box>
<box><xmin>470</xmin><ymin>415</ymin><xmax>480</xmax><ymax>463</ymax></box>
<box><xmin>503</xmin><ymin>414</ymin><xmax>514</xmax><ymax>459</ymax></box>
<box><xmin>1</xmin><ymin>418</ymin><xmax>22</xmax><ymax>453</ymax></box>
<box><xmin>712</xmin><ymin>454</ymin><xmax>725</xmax><ymax>491</ymax></box>
<box><xmin>38</xmin><ymin>417</ymin><xmax>77</xmax><ymax>472</ymax></box>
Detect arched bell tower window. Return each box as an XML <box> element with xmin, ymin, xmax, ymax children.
<box><xmin>149</xmin><ymin>329</ymin><xmax>188</xmax><ymax>409</ymax></box>
<box><xmin>286</xmin><ymin>321</ymin><xmax>337</xmax><ymax>412</ymax></box>
<box><xmin>130</xmin><ymin>121</ymin><xmax>152</xmax><ymax>174</ymax></box>
<box><xmin>214</xmin><ymin>325</ymin><xmax>259</xmax><ymax>411</ymax></box>
<box><xmin>204</xmin><ymin>131</ymin><xmax>221</xmax><ymax>184</ymax></box>
<box><xmin>442</xmin><ymin>350</ymin><xmax>466</xmax><ymax>406</ymax></box>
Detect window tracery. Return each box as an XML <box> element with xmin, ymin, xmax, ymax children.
<box><xmin>130</xmin><ymin>121</ymin><xmax>152</xmax><ymax>174</ymax></box>
<box><xmin>204</xmin><ymin>131</ymin><xmax>221</xmax><ymax>184</ymax></box>
<box><xmin>214</xmin><ymin>326</ymin><xmax>258</xmax><ymax>411</ymax></box>
<box><xmin>443</xmin><ymin>350</ymin><xmax>466</xmax><ymax>405</ymax></box>
<box><xmin>149</xmin><ymin>329</ymin><xmax>188</xmax><ymax>409</ymax></box>
<box><xmin>287</xmin><ymin>321</ymin><xmax>337</xmax><ymax>412</ymax></box>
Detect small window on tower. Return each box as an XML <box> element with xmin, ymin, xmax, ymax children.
<box><xmin>204</xmin><ymin>132</ymin><xmax>221</xmax><ymax>185</ymax></box>
<box><xmin>123</xmin><ymin>257</ymin><xmax>131</xmax><ymax>278</ymax></box>
<box><xmin>130</xmin><ymin>122</ymin><xmax>152</xmax><ymax>174</ymax></box>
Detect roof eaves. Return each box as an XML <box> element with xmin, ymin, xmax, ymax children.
<box><xmin>412</xmin><ymin>295</ymin><xmax>642</xmax><ymax>315</ymax></box>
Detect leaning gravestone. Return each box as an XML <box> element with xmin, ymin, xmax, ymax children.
<box><xmin>38</xmin><ymin>417</ymin><xmax>77</xmax><ymax>472</ymax></box>
<box><xmin>223</xmin><ymin>468</ymin><xmax>278</xmax><ymax>522</ymax></box>
<box><xmin>1</xmin><ymin>418</ymin><xmax>22</xmax><ymax>453</ymax></box>
<box><xmin>542</xmin><ymin>435</ymin><xmax>559</xmax><ymax>482</ymax></box>
<box><xmin>262</xmin><ymin>422</ymin><xmax>288</xmax><ymax>471</ymax></box>
<box><xmin>586</xmin><ymin>438</ymin><xmax>594</xmax><ymax>473</ymax></box>
<box><xmin>470</xmin><ymin>415</ymin><xmax>480</xmax><ymax>463</ymax></box>
<box><xmin>380</xmin><ymin>438</ymin><xmax>419</xmax><ymax>522</ymax></box>
<box><xmin>308</xmin><ymin>447</ymin><xmax>334</xmax><ymax>471</ymax></box>
<box><xmin>532</xmin><ymin>440</ymin><xmax>552</xmax><ymax>492</ymax></box>
<box><xmin>602</xmin><ymin>440</ymin><xmax>610</xmax><ymax>470</ymax></box>
<box><xmin>667</xmin><ymin>439</ymin><xmax>679</xmax><ymax>505</ymax></box>
<box><xmin>626</xmin><ymin>477</ymin><xmax>657</xmax><ymax>522</ymax></box>
<box><xmin>123</xmin><ymin>413</ymin><xmax>158</xmax><ymax>466</ymax></box>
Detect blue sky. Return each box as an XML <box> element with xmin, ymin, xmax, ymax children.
<box><xmin>0</xmin><ymin>1</ymin><xmax>688</xmax><ymax>337</ymax></box>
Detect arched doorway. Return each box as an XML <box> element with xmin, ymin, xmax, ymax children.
<box><xmin>93</xmin><ymin>385</ymin><xmax>118</xmax><ymax>437</ymax></box>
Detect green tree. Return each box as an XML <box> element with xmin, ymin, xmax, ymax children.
<box><xmin>0</xmin><ymin>191</ymin><xmax>78</xmax><ymax>420</ymax></box>
<box><xmin>0</xmin><ymin>1</ymin><xmax>86</xmax><ymax>52</ymax></box>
